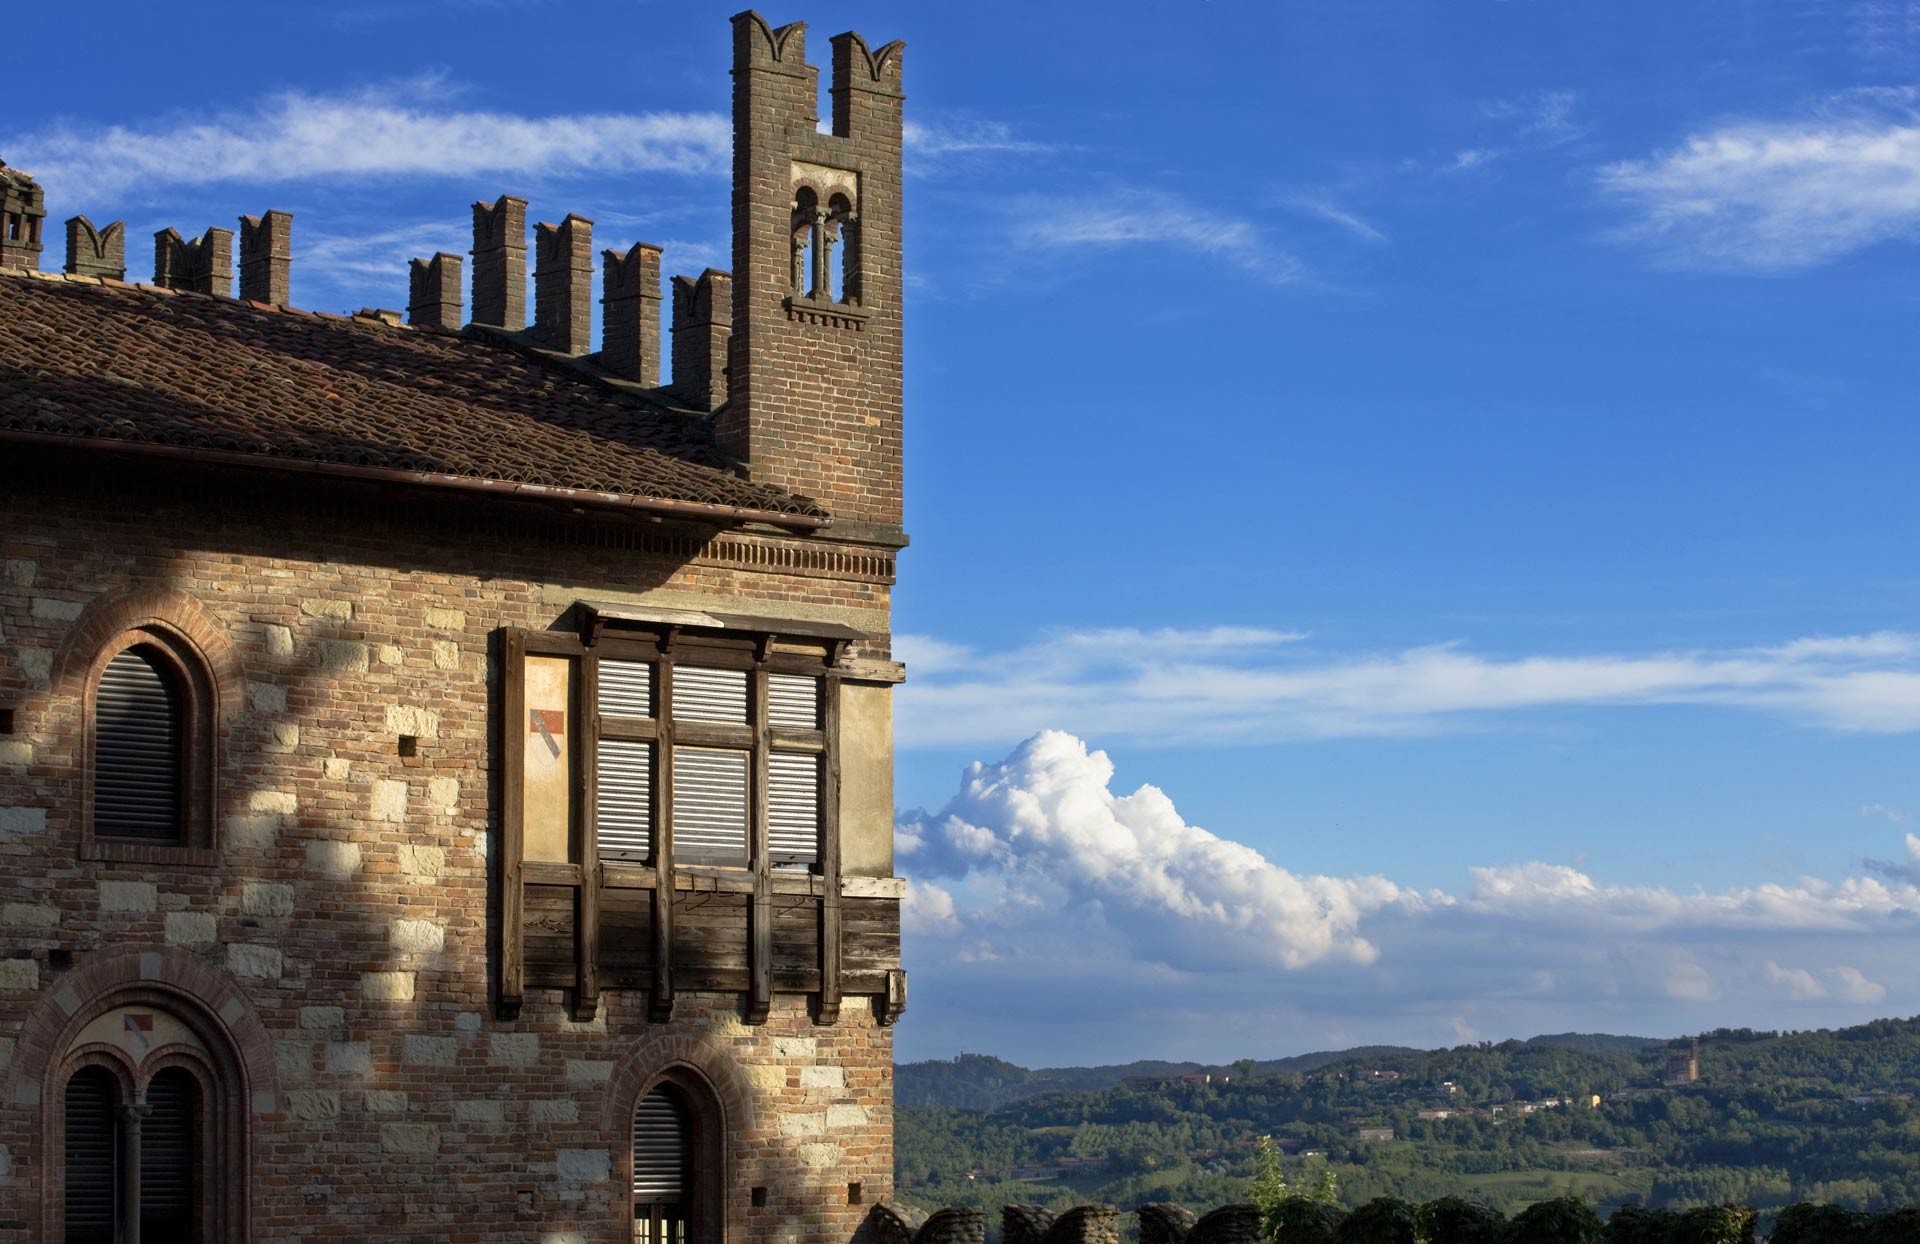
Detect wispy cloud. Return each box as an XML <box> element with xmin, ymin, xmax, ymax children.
<box><xmin>900</xmin><ymin>731</ymin><xmax>1914</xmax><ymax>1062</ymax></box>
<box><xmin>904</xmin><ymin>117</ymin><xmax>1059</xmax><ymax>165</ymax></box>
<box><xmin>1600</xmin><ymin>87</ymin><xmax>1920</xmax><ymax>271</ymax></box>
<box><xmin>1433</xmin><ymin>89</ymin><xmax>1584</xmax><ymax>177</ymax></box>
<box><xmin>1280</xmin><ymin>194</ymin><xmax>1389</xmax><ymax>244</ymax></box>
<box><xmin>14</xmin><ymin>78</ymin><xmax>729</xmax><ymax>202</ymax></box>
<box><xmin>895</xmin><ymin>625</ymin><xmax>1920</xmax><ymax>748</ymax></box>
<box><xmin>1017</xmin><ymin>190</ymin><xmax>1304</xmax><ymax>285</ymax></box>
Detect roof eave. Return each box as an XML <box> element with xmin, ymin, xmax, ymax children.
<box><xmin>0</xmin><ymin>427</ymin><xmax>830</xmax><ymax>533</ymax></box>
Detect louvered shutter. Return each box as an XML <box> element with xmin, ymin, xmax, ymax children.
<box><xmin>597</xmin><ymin>740</ymin><xmax>654</xmax><ymax>859</ymax></box>
<box><xmin>64</xmin><ymin>1067</ymin><xmax>118</xmax><ymax>1244</ymax></box>
<box><xmin>672</xmin><ymin>748</ymin><xmax>749</xmax><ymax>866</ymax></box>
<box><xmin>768</xmin><ymin>752</ymin><xmax>820</xmax><ymax>869</ymax></box>
<box><xmin>632</xmin><ymin>1087</ymin><xmax>689</xmax><ymax>1201</ymax></box>
<box><xmin>599</xmin><ymin>659</ymin><xmax>655</xmax><ymax>718</ymax></box>
<box><xmin>672</xmin><ymin>667</ymin><xmax>748</xmax><ymax>724</ymax></box>
<box><xmin>140</xmin><ymin>1067</ymin><xmax>198</xmax><ymax>1241</ymax></box>
<box><xmin>767</xmin><ymin>674</ymin><xmax>819</xmax><ymax>730</ymax></box>
<box><xmin>94</xmin><ymin>647</ymin><xmax>182</xmax><ymax>839</ymax></box>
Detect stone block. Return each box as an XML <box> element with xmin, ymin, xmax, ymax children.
<box><xmin>489</xmin><ymin>1032</ymin><xmax>539</xmax><ymax>1067</ymax></box>
<box><xmin>0</xmin><ymin>959</ymin><xmax>36</xmax><ymax>991</ymax></box>
<box><xmin>380</xmin><ymin>1123</ymin><xmax>441</xmax><ymax>1155</ymax></box>
<box><xmin>427</xmin><ymin>777</ymin><xmax>460</xmax><ymax>809</ymax></box>
<box><xmin>377</xmin><ymin>644</ymin><xmax>404</xmax><ymax>666</ymax></box>
<box><xmin>557</xmin><ymin>1149</ymin><xmax>610</xmax><ymax>1182</ymax></box>
<box><xmin>564</xmin><ymin>1058</ymin><xmax>612</xmax><ymax>1087</ymax></box>
<box><xmin>454</xmin><ymin>1099</ymin><xmax>504</xmax><ymax>1124</ymax></box>
<box><xmin>323</xmin><ymin>757</ymin><xmax>352</xmax><ymax>781</ymax></box>
<box><xmin>2</xmin><ymin>902</ymin><xmax>58</xmax><ymax>930</ymax></box>
<box><xmin>745</xmin><ymin>1064</ymin><xmax>786</xmax><ymax>1093</ymax></box>
<box><xmin>227</xmin><ymin>943</ymin><xmax>283</xmax><ymax>980</ymax></box>
<box><xmin>361</xmin><ymin>971</ymin><xmax>414</xmax><ymax>1002</ymax></box>
<box><xmin>264</xmin><ymin>624</ymin><xmax>294</xmax><ymax>656</ymax></box>
<box><xmin>0</xmin><ymin>807</ymin><xmax>49</xmax><ymax>835</ymax></box>
<box><xmin>241</xmin><ymin>882</ymin><xmax>295</xmax><ymax>918</ymax></box>
<box><xmin>164</xmin><ymin>911</ymin><xmax>217</xmax><ymax>946</ymax></box>
<box><xmin>797</xmin><ymin>1141</ymin><xmax>840</xmax><ymax>1169</ymax></box>
<box><xmin>300</xmin><ymin>598</ymin><xmax>352</xmax><ymax>621</ymax></box>
<box><xmin>0</xmin><ymin>1035</ymin><xmax>13</xmax><ymax>1071</ymax></box>
<box><xmin>799</xmin><ymin>1065</ymin><xmax>844</xmax><ymax>1090</ymax></box>
<box><xmin>248</xmin><ymin>681</ymin><xmax>287</xmax><ymax>713</ymax></box>
<box><xmin>402</xmin><ymin>1035</ymin><xmax>458</xmax><ymax>1067</ymax></box>
<box><xmin>385</xmin><ymin>704</ymin><xmax>440</xmax><ymax>738</ymax></box>
<box><xmin>779</xmin><ymin>1112</ymin><xmax>826</xmax><ymax>1138</ymax></box>
<box><xmin>30</xmin><ymin>596</ymin><xmax>83</xmax><ymax>620</ymax></box>
<box><xmin>362</xmin><ymin>1090</ymin><xmax>409</xmax><ymax>1113</ymax></box>
<box><xmin>774</xmin><ymin>1036</ymin><xmax>817</xmax><ymax>1059</ymax></box>
<box><xmin>298</xmin><ymin>1006</ymin><xmax>346</xmax><ymax>1035</ymax></box>
<box><xmin>433</xmin><ymin>640</ymin><xmax>461</xmax><ymax>671</ymax></box>
<box><xmin>398</xmin><ymin>844</ymin><xmax>447</xmax><ymax>879</ymax></box>
<box><xmin>4</xmin><ymin>559</ymin><xmax>35</xmax><ymax>587</ymax></box>
<box><xmin>16</xmin><ymin>649</ymin><xmax>51</xmax><ymax>685</ymax></box>
<box><xmin>827</xmin><ymin>1104</ymin><xmax>868</xmax><ymax>1130</ymax></box>
<box><xmin>285</xmin><ymin>1089</ymin><xmax>341</xmax><ymax>1121</ymax></box>
<box><xmin>307</xmin><ymin>840</ymin><xmax>362</xmax><ymax>879</ymax></box>
<box><xmin>326</xmin><ymin>1042</ymin><xmax>373</xmax><ymax>1075</ymax></box>
<box><xmin>317</xmin><ymin>639</ymin><xmax>370</xmax><ymax>673</ymax></box>
<box><xmin>99</xmin><ymin>880</ymin><xmax>157</xmax><ymax>915</ymax></box>
<box><xmin>224</xmin><ymin>813</ymin><xmax>279</xmax><ymax>851</ymax></box>
<box><xmin>528</xmin><ymin>1099</ymin><xmax>580</xmax><ymax>1126</ymax></box>
<box><xmin>248</xmin><ymin>790</ymin><xmax>297</xmax><ymax>815</ymax></box>
<box><xmin>264</xmin><ymin>721</ymin><xmax>300</xmax><ymax>753</ymax></box>
<box><xmin>426</xmin><ymin>607</ymin><xmax>465</xmax><ymax>630</ymax></box>
<box><xmin>370</xmin><ymin>779</ymin><xmax>409</xmax><ymax>824</ymax></box>
<box><xmin>0</xmin><ymin>741</ymin><xmax>32</xmax><ymax>765</ymax></box>
<box><xmin>275</xmin><ymin>1040</ymin><xmax>312</xmax><ymax>1080</ymax></box>
<box><xmin>390</xmin><ymin>918</ymin><xmax>445</xmax><ymax>954</ymax></box>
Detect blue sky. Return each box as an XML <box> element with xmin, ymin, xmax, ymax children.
<box><xmin>13</xmin><ymin>0</ymin><xmax>1920</xmax><ymax>1065</ymax></box>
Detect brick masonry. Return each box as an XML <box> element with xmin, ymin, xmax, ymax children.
<box><xmin>0</xmin><ymin>474</ymin><xmax>898</xmax><ymax>1242</ymax></box>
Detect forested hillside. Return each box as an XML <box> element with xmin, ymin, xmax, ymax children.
<box><xmin>894</xmin><ymin>1020</ymin><xmax>1920</xmax><ymax>1223</ymax></box>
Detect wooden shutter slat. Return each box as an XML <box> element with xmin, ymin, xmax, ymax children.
<box><xmin>597</xmin><ymin>739</ymin><xmax>654</xmax><ymax>858</ymax></box>
<box><xmin>632</xmin><ymin>1087</ymin><xmax>689</xmax><ymax>1199</ymax></box>
<box><xmin>768</xmin><ymin>751</ymin><xmax>819</xmax><ymax>869</ymax></box>
<box><xmin>140</xmin><ymin>1067</ymin><xmax>198</xmax><ymax>1235</ymax></box>
<box><xmin>672</xmin><ymin>667</ymin><xmax>748</xmax><ymax>724</ymax></box>
<box><xmin>671</xmin><ymin>748</ymin><xmax>749</xmax><ymax>866</ymax></box>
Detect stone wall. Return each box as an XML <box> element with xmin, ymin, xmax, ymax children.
<box><xmin>0</xmin><ymin>468</ymin><xmax>898</xmax><ymax>1242</ymax></box>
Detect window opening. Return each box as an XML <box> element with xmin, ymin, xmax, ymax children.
<box><xmin>64</xmin><ymin>1067</ymin><xmax>118</xmax><ymax>1244</ymax></box>
<box><xmin>633</xmin><ymin>1085</ymin><xmax>690</xmax><ymax>1244</ymax></box>
<box><xmin>94</xmin><ymin>645</ymin><xmax>182</xmax><ymax>840</ymax></box>
<box><xmin>140</xmin><ymin>1068</ymin><xmax>200</xmax><ymax>1244</ymax></box>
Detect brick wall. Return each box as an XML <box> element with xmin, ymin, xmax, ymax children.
<box><xmin>0</xmin><ymin>470</ymin><xmax>897</xmax><ymax>1243</ymax></box>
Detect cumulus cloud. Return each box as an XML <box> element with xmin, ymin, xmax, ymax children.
<box><xmin>893</xmin><ymin>626</ymin><xmax>1920</xmax><ymax>749</ymax></box>
<box><xmin>898</xmin><ymin>731</ymin><xmax>1920</xmax><ymax>1063</ymax></box>
<box><xmin>1600</xmin><ymin>88</ymin><xmax>1920</xmax><ymax>270</ymax></box>
<box><xmin>13</xmin><ymin>78</ymin><xmax>729</xmax><ymax>202</ymax></box>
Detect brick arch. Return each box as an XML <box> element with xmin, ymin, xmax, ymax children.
<box><xmin>605</xmin><ymin>1030</ymin><xmax>760</xmax><ymax>1244</ymax></box>
<box><xmin>10</xmin><ymin>946</ymin><xmax>277</xmax><ymax>1242</ymax></box>
<box><xmin>50</xmin><ymin>582</ymin><xmax>244</xmax><ymax>718</ymax></box>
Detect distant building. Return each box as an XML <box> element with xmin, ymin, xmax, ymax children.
<box><xmin>1664</xmin><ymin>1039</ymin><xmax>1701</xmax><ymax>1086</ymax></box>
<box><xmin>1416</xmin><ymin>1109</ymin><xmax>1454</xmax><ymax>1121</ymax></box>
<box><xmin>1355</xmin><ymin>1126</ymin><xmax>1394</xmax><ymax>1142</ymax></box>
<box><xmin>1121</xmin><ymin>1072</ymin><xmax>1212</xmax><ymax>1090</ymax></box>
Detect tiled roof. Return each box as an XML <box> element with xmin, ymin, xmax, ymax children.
<box><xmin>0</xmin><ymin>271</ymin><xmax>827</xmax><ymax>523</ymax></box>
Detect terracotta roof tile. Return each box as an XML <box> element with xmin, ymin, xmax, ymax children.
<box><xmin>0</xmin><ymin>272</ymin><xmax>825</xmax><ymax>521</ymax></box>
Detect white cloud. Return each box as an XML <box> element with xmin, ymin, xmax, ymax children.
<box><xmin>1018</xmin><ymin>191</ymin><xmax>1304</xmax><ymax>286</ymax></box>
<box><xmin>898</xmin><ymin>730</ymin><xmax>1920</xmax><ymax>1063</ymax></box>
<box><xmin>1281</xmin><ymin>195</ymin><xmax>1389</xmax><ymax>244</ymax></box>
<box><xmin>904</xmin><ymin>118</ymin><xmax>1057</xmax><ymax>162</ymax></box>
<box><xmin>14</xmin><ymin>79</ymin><xmax>729</xmax><ymax>202</ymax></box>
<box><xmin>894</xmin><ymin>626</ymin><xmax>1920</xmax><ymax>749</ymax></box>
<box><xmin>1600</xmin><ymin>88</ymin><xmax>1920</xmax><ymax>270</ymax></box>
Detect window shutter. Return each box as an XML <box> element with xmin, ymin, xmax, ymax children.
<box><xmin>673</xmin><ymin>666</ymin><xmax>748</xmax><ymax>724</ymax></box>
<box><xmin>64</xmin><ymin>1067</ymin><xmax>118</xmax><ymax>1244</ymax></box>
<box><xmin>598</xmin><ymin>659</ymin><xmax>655</xmax><ymax>718</ymax></box>
<box><xmin>631</xmin><ymin>1087</ymin><xmax>689</xmax><ymax>1201</ymax></box>
<box><xmin>597</xmin><ymin>739</ymin><xmax>654</xmax><ymax>859</ymax></box>
<box><xmin>767</xmin><ymin>674</ymin><xmax>819</xmax><ymax>730</ymax></box>
<box><xmin>768</xmin><ymin>752</ymin><xmax>820</xmax><ymax>869</ymax></box>
<box><xmin>672</xmin><ymin>748</ymin><xmax>749</xmax><ymax>866</ymax></box>
<box><xmin>95</xmin><ymin>646</ymin><xmax>181</xmax><ymax>838</ymax></box>
<box><xmin>140</xmin><ymin>1068</ymin><xmax>199</xmax><ymax>1238</ymax></box>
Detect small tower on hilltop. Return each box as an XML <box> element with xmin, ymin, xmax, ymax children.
<box><xmin>1664</xmin><ymin>1039</ymin><xmax>1700</xmax><ymax>1086</ymax></box>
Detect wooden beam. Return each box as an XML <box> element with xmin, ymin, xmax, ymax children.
<box><xmin>816</xmin><ymin>673</ymin><xmax>843</xmax><ymax>1025</ymax></box>
<box><xmin>498</xmin><ymin>628</ymin><xmax>527</xmax><ymax>1020</ymax></box>
<box><xmin>649</xmin><ymin>652</ymin><xmax>676</xmax><ymax>1023</ymax></box>
<box><xmin>573</xmin><ymin>649</ymin><xmax>600</xmax><ymax>1022</ymax></box>
<box><xmin>747</xmin><ymin>660</ymin><xmax>773</xmax><ymax>1025</ymax></box>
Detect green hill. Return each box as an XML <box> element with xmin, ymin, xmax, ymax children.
<box><xmin>895</xmin><ymin>1019</ymin><xmax>1920</xmax><ymax>1222</ymax></box>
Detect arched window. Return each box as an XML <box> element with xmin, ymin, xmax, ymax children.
<box><xmin>78</xmin><ymin>623</ymin><xmax>219</xmax><ymax>861</ymax></box>
<box><xmin>633</xmin><ymin>1084</ymin><xmax>691</xmax><ymax>1244</ymax></box>
<box><xmin>141</xmin><ymin>1067</ymin><xmax>201</xmax><ymax>1242</ymax></box>
<box><xmin>63</xmin><ymin>1066</ymin><xmax>119</xmax><ymax>1244</ymax></box>
<box><xmin>94</xmin><ymin>646</ymin><xmax>184</xmax><ymax>839</ymax></box>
